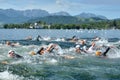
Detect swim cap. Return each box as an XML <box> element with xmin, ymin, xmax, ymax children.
<box><xmin>30</xmin><ymin>51</ymin><xmax>36</xmax><ymax>55</ymax></box>
<box><xmin>95</xmin><ymin>51</ymin><xmax>101</xmax><ymax>56</ymax></box>
<box><xmin>76</xmin><ymin>45</ymin><xmax>80</xmax><ymax>48</ymax></box>
<box><xmin>8</xmin><ymin>50</ymin><xmax>14</xmax><ymax>54</ymax></box>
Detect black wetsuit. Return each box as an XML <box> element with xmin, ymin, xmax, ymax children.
<box><xmin>37</xmin><ymin>47</ymin><xmax>44</xmax><ymax>55</ymax></box>
<box><xmin>14</xmin><ymin>54</ymin><xmax>23</xmax><ymax>59</ymax></box>
<box><xmin>102</xmin><ymin>47</ymin><xmax>110</xmax><ymax>56</ymax></box>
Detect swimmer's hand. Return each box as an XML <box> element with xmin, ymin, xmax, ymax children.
<box><xmin>1</xmin><ymin>61</ymin><xmax>9</xmax><ymax>64</ymax></box>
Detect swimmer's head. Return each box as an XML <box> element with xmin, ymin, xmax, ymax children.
<box><xmin>29</xmin><ymin>51</ymin><xmax>36</xmax><ymax>55</ymax></box>
<box><xmin>8</xmin><ymin>50</ymin><xmax>15</xmax><ymax>58</ymax></box>
<box><xmin>8</xmin><ymin>50</ymin><xmax>15</xmax><ymax>54</ymax></box>
<box><xmin>75</xmin><ymin>45</ymin><xmax>80</xmax><ymax>48</ymax></box>
<box><xmin>95</xmin><ymin>51</ymin><xmax>102</xmax><ymax>56</ymax></box>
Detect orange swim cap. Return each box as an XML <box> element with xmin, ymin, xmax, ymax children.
<box><xmin>30</xmin><ymin>51</ymin><xmax>36</xmax><ymax>55</ymax></box>
<box><xmin>95</xmin><ymin>51</ymin><xmax>102</xmax><ymax>56</ymax></box>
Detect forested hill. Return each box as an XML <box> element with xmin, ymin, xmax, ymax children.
<box><xmin>0</xmin><ymin>9</ymin><xmax>107</xmax><ymax>24</ymax></box>
<box><xmin>1</xmin><ymin>9</ymin><xmax>120</xmax><ymax>29</ymax></box>
<box><xmin>28</xmin><ymin>16</ymin><xmax>106</xmax><ymax>24</ymax></box>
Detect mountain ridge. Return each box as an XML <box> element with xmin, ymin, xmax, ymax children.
<box><xmin>75</xmin><ymin>12</ymin><xmax>107</xmax><ymax>20</ymax></box>
<box><xmin>0</xmin><ymin>8</ymin><xmax>108</xmax><ymax>24</ymax></box>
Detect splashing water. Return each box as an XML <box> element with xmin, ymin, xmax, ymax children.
<box><xmin>0</xmin><ymin>39</ymin><xmax>120</xmax><ymax>80</ymax></box>
<box><xmin>0</xmin><ymin>70</ymin><xmax>24</xmax><ymax>80</ymax></box>
<box><xmin>0</xmin><ymin>29</ymin><xmax>120</xmax><ymax>80</ymax></box>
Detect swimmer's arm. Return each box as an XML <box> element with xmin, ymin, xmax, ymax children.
<box><xmin>1</xmin><ymin>61</ymin><xmax>9</xmax><ymax>64</ymax></box>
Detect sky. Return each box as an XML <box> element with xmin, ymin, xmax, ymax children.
<box><xmin>0</xmin><ymin>0</ymin><xmax>120</xmax><ymax>19</ymax></box>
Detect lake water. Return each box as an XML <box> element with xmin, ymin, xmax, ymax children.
<box><xmin>0</xmin><ymin>29</ymin><xmax>120</xmax><ymax>40</ymax></box>
<box><xmin>0</xmin><ymin>29</ymin><xmax>120</xmax><ymax>80</ymax></box>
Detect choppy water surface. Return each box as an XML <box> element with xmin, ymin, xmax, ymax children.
<box><xmin>0</xmin><ymin>29</ymin><xmax>120</xmax><ymax>80</ymax></box>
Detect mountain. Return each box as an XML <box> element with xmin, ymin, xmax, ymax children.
<box><xmin>28</xmin><ymin>15</ymin><xmax>108</xmax><ymax>25</ymax></box>
<box><xmin>0</xmin><ymin>9</ymin><xmax>50</xmax><ymax>23</ymax></box>
<box><xmin>0</xmin><ymin>9</ymin><xmax>23</xmax><ymax>18</ymax></box>
<box><xmin>0</xmin><ymin>9</ymin><xmax>108</xmax><ymax>24</ymax></box>
<box><xmin>0</xmin><ymin>9</ymin><xmax>50</xmax><ymax>18</ymax></box>
<box><xmin>28</xmin><ymin>16</ymin><xmax>80</xmax><ymax>24</ymax></box>
<box><xmin>28</xmin><ymin>12</ymin><xmax>107</xmax><ymax>24</ymax></box>
<box><xmin>76</xmin><ymin>12</ymin><xmax>107</xmax><ymax>20</ymax></box>
<box><xmin>51</xmin><ymin>11</ymin><xmax>71</xmax><ymax>16</ymax></box>
<box><xmin>22</xmin><ymin>9</ymin><xmax>50</xmax><ymax>18</ymax></box>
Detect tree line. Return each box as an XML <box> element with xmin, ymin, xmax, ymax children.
<box><xmin>3</xmin><ymin>19</ymin><xmax>120</xmax><ymax>29</ymax></box>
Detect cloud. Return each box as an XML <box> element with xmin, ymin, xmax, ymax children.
<box><xmin>55</xmin><ymin>0</ymin><xmax>71</xmax><ymax>9</ymax></box>
<box><xmin>55</xmin><ymin>0</ymin><xmax>82</xmax><ymax>11</ymax></box>
<box><xmin>55</xmin><ymin>0</ymin><xmax>120</xmax><ymax>13</ymax></box>
<box><xmin>79</xmin><ymin>0</ymin><xmax>120</xmax><ymax>5</ymax></box>
<box><xmin>56</xmin><ymin>0</ymin><xmax>63</xmax><ymax>5</ymax></box>
<box><xmin>0</xmin><ymin>0</ymin><xmax>45</xmax><ymax>10</ymax></box>
<box><xmin>55</xmin><ymin>0</ymin><xmax>120</xmax><ymax>7</ymax></box>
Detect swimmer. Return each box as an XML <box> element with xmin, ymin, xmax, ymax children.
<box><xmin>61</xmin><ymin>55</ymin><xmax>75</xmax><ymax>59</ymax></box>
<box><xmin>75</xmin><ymin>45</ymin><xmax>81</xmax><ymax>53</ymax></box>
<box><xmin>95</xmin><ymin>47</ymin><xmax>111</xmax><ymax>57</ymax></box>
<box><xmin>36</xmin><ymin>43</ymin><xmax>62</xmax><ymax>55</ymax></box>
<box><xmin>6</xmin><ymin>41</ymin><xmax>20</xmax><ymax>47</ymax></box>
<box><xmin>1</xmin><ymin>61</ymin><xmax>9</xmax><ymax>64</ymax></box>
<box><xmin>25</xmin><ymin>36</ymin><xmax>32</xmax><ymax>40</ymax></box>
<box><xmin>29</xmin><ymin>51</ymin><xmax>36</xmax><ymax>55</ymax></box>
<box><xmin>75</xmin><ymin>44</ymin><xmax>88</xmax><ymax>53</ymax></box>
<box><xmin>37</xmin><ymin>47</ymin><xmax>46</xmax><ymax>55</ymax></box>
<box><xmin>70</xmin><ymin>36</ymin><xmax>78</xmax><ymax>42</ymax></box>
<box><xmin>36</xmin><ymin>35</ymin><xmax>42</xmax><ymax>41</ymax></box>
<box><xmin>8</xmin><ymin>50</ymin><xmax>23</xmax><ymax>59</ymax></box>
<box><xmin>87</xmin><ymin>42</ymin><xmax>96</xmax><ymax>53</ymax></box>
<box><xmin>92</xmin><ymin>36</ymin><xmax>101</xmax><ymax>41</ymax></box>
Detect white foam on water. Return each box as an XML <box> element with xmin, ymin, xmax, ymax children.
<box><xmin>96</xmin><ymin>39</ymin><xmax>108</xmax><ymax>44</ymax></box>
<box><xmin>0</xmin><ymin>71</ymin><xmax>24</xmax><ymax>80</ymax></box>
<box><xmin>108</xmin><ymin>48</ymin><xmax>120</xmax><ymax>58</ymax></box>
<box><xmin>44</xmin><ymin>58</ymin><xmax>58</xmax><ymax>65</ymax></box>
<box><xmin>68</xmin><ymin>47</ymin><xmax>75</xmax><ymax>52</ymax></box>
<box><xmin>55</xmin><ymin>45</ymin><xmax>64</xmax><ymax>55</ymax></box>
<box><xmin>10</xmin><ymin>60</ymin><xmax>24</xmax><ymax>64</ymax></box>
<box><xmin>55</xmin><ymin>38</ymin><xmax>65</xmax><ymax>42</ymax></box>
<box><xmin>43</xmin><ymin>36</ymin><xmax>51</xmax><ymax>41</ymax></box>
<box><xmin>50</xmin><ymin>58</ymin><xmax>58</xmax><ymax>63</ymax></box>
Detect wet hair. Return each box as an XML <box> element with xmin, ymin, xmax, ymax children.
<box><xmin>6</xmin><ymin>41</ymin><xmax>11</xmax><ymax>45</ymax></box>
<box><xmin>37</xmin><ymin>47</ymin><xmax>44</xmax><ymax>55</ymax></box>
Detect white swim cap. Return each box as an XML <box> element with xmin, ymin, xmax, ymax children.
<box><xmin>76</xmin><ymin>45</ymin><xmax>80</xmax><ymax>48</ymax></box>
<box><xmin>8</xmin><ymin>50</ymin><xmax>14</xmax><ymax>54</ymax></box>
